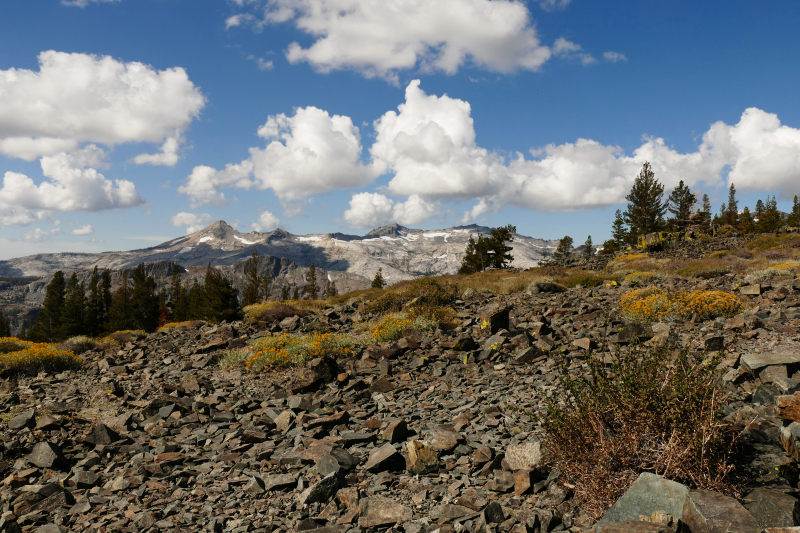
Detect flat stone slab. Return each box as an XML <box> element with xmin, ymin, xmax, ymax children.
<box><xmin>744</xmin><ymin>488</ymin><xmax>800</xmax><ymax>529</ymax></box>
<box><xmin>599</xmin><ymin>473</ymin><xmax>688</xmax><ymax>524</ymax></box>
<box><xmin>597</xmin><ymin>521</ymin><xmax>673</xmax><ymax>533</ymax></box>
<box><xmin>682</xmin><ymin>489</ymin><xmax>760</xmax><ymax>533</ymax></box>
<box><xmin>741</xmin><ymin>353</ymin><xmax>800</xmax><ymax>373</ymax></box>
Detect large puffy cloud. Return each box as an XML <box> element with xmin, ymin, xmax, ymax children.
<box><xmin>343</xmin><ymin>192</ymin><xmax>439</xmax><ymax>228</ymax></box>
<box><xmin>366</xmin><ymin>81</ymin><xmax>800</xmax><ymax>222</ymax></box>
<box><xmin>169</xmin><ymin>212</ymin><xmax>213</xmax><ymax>234</ymax></box>
<box><xmin>233</xmin><ymin>0</ymin><xmax>557</xmax><ymax>81</ymax></box>
<box><xmin>0</xmin><ymin>51</ymin><xmax>205</xmax><ymax>164</ymax></box>
<box><xmin>369</xmin><ymin>81</ymin><xmax>800</xmax><ymax>221</ymax></box>
<box><xmin>180</xmin><ymin>106</ymin><xmax>377</xmax><ymax>211</ymax></box>
<box><xmin>0</xmin><ymin>146</ymin><xmax>145</xmax><ymax>226</ymax></box>
<box><xmin>252</xmin><ymin>210</ymin><xmax>280</xmax><ymax>232</ymax></box>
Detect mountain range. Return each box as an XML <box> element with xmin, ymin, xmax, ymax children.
<box><xmin>0</xmin><ymin>221</ymin><xmax>557</xmax><ymax>328</ymax></box>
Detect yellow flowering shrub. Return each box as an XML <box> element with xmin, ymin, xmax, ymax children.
<box><xmin>372</xmin><ymin>313</ymin><xmax>438</xmax><ymax>343</ymax></box>
<box><xmin>745</xmin><ymin>262</ymin><xmax>799</xmax><ymax>283</ymax></box>
<box><xmin>226</xmin><ymin>332</ymin><xmax>360</xmax><ymax>372</ymax></box>
<box><xmin>624</xmin><ymin>271</ymin><xmax>661</xmax><ymax>286</ymax></box>
<box><xmin>0</xmin><ymin>337</ymin><xmax>82</xmax><ymax>376</ymax></box>
<box><xmin>157</xmin><ymin>321</ymin><xmax>203</xmax><ymax>334</ymax></box>
<box><xmin>621</xmin><ymin>289</ymin><xmax>742</xmax><ymax>323</ymax></box>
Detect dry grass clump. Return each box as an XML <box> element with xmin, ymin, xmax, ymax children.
<box><xmin>0</xmin><ymin>337</ymin><xmax>82</xmax><ymax>376</ymax></box>
<box><xmin>543</xmin><ymin>343</ymin><xmax>734</xmax><ymax>518</ymax></box>
<box><xmin>624</xmin><ymin>271</ymin><xmax>662</xmax><ymax>287</ymax></box>
<box><xmin>365</xmin><ymin>278</ymin><xmax>456</xmax><ymax>315</ymax></box>
<box><xmin>621</xmin><ymin>288</ymin><xmax>742</xmax><ymax>323</ymax></box>
<box><xmin>326</xmin><ymin>288</ymin><xmax>383</xmax><ymax>306</ymax></box>
<box><xmin>745</xmin><ymin>262</ymin><xmax>799</xmax><ymax>283</ymax></box>
<box><xmin>562</xmin><ymin>272</ymin><xmax>605</xmax><ymax>288</ymax></box>
<box><xmin>157</xmin><ymin>321</ymin><xmax>205</xmax><ymax>334</ymax></box>
<box><xmin>371</xmin><ymin>313</ymin><xmax>439</xmax><ymax>343</ymax></box>
<box><xmin>672</xmin><ymin>259</ymin><xmax>729</xmax><ymax>279</ymax></box>
<box><xmin>222</xmin><ymin>332</ymin><xmax>360</xmax><ymax>371</ymax></box>
<box><xmin>747</xmin><ymin>234</ymin><xmax>800</xmax><ymax>253</ymax></box>
<box><xmin>58</xmin><ymin>336</ymin><xmax>118</xmax><ymax>354</ymax></box>
<box><xmin>244</xmin><ymin>302</ymin><xmax>314</xmax><ymax>324</ymax></box>
<box><xmin>104</xmin><ymin>330</ymin><xmax>147</xmax><ymax>344</ymax></box>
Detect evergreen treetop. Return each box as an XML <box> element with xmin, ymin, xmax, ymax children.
<box><xmin>371</xmin><ymin>268</ymin><xmax>385</xmax><ymax>289</ymax></box>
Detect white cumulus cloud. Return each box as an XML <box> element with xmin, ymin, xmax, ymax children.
<box><xmin>22</xmin><ymin>228</ymin><xmax>61</xmax><ymax>243</ymax></box>
<box><xmin>180</xmin><ymin>106</ymin><xmax>377</xmax><ymax>212</ymax></box>
<box><xmin>0</xmin><ymin>146</ymin><xmax>145</xmax><ymax>226</ymax></box>
<box><xmin>169</xmin><ymin>212</ymin><xmax>213</xmax><ymax>234</ymax></box>
<box><xmin>537</xmin><ymin>0</ymin><xmax>572</xmax><ymax>11</ymax></box>
<box><xmin>367</xmin><ymin>81</ymin><xmax>800</xmax><ymax>222</ymax></box>
<box><xmin>343</xmin><ymin>192</ymin><xmax>439</xmax><ymax>228</ymax></box>
<box><xmin>0</xmin><ymin>51</ymin><xmax>205</xmax><ymax>163</ymax></box>
<box><xmin>71</xmin><ymin>225</ymin><xmax>95</xmax><ymax>235</ymax></box>
<box><xmin>603</xmin><ymin>51</ymin><xmax>627</xmax><ymax>63</ymax></box>
<box><xmin>233</xmin><ymin>0</ymin><xmax>557</xmax><ymax>81</ymax></box>
<box><xmin>252</xmin><ymin>210</ymin><xmax>280</xmax><ymax>232</ymax></box>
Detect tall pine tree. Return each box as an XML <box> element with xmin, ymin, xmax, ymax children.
<box><xmin>0</xmin><ymin>309</ymin><xmax>10</xmax><ymax>337</ymax></box>
<box><xmin>306</xmin><ymin>263</ymin><xmax>319</xmax><ymax>299</ymax></box>
<box><xmin>130</xmin><ymin>264</ymin><xmax>160</xmax><ymax>332</ymax></box>
<box><xmin>789</xmin><ymin>195</ymin><xmax>800</xmax><ymax>227</ymax></box>
<box><xmin>29</xmin><ymin>271</ymin><xmax>66</xmax><ymax>342</ymax></box>
<box><xmin>107</xmin><ymin>270</ymin><xmax>135</xmax><ymax>333</ymax></box>
<box><xmin>371</xmin><ymin>268</ymin><xmax>385</xmax><ymax>289</ymax></box>
<box><xmin>583</xmin><ymin>236</ymin><xmax>594</xmax><ymax>260</ymax></box>
<box><xmin>242</xmin><ymin>247</ymin><xmax>263</xmax><ymax>306</ymax></box>
<box><xmin>667</xmin><ymin>180</ymin><xmax>696</xmax><ymax>230</ymax></box>
<box><xmin>60</xmin><ymin>273</ymin><xmax>85</xmax><ymax>339</ymax></box>
<box><xmin>623</xmin><ymin>162</ymin><xmax>667</xmax><ymax>238</ymax></box>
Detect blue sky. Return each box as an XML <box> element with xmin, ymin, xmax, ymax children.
<box><xmin>1</xmin><ymin>0</ymin><xmax>800</xmax><ymax>259</ymax></box>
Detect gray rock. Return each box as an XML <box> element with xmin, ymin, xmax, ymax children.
<box><xmin>744</xmin><ymin>488</ymin><xmax>800</xmax><ymax>529</ymax></box>
<box><xmin>599</xmin><ymin>473</ymin><xmax>689</xmax><ymax>524</ymax></box>
<box><xmin>264</xmin><ymin>473</ymin><xmax>297</xmax><ymax>491</ymax></box>
<box><xmin>8</xmin><ymin>408</ymin><xmax>35</xmax><ymax>430</ymax></box>
<box><xmin>488</xmin><ymin>470</ymin><xmax>514</xmax><ymax>493</ymax></box>
<box><xmin>682</xmin><ymin>489</ymin><xmax>760</xmax><ymax>533</ymax></box>
<box><xmin>479</xmin><ymin>303</ymin><xmax>510</xmax><ymax>334</ymax></box>
<box><xmin>298</xmin><ymin>472</ymin><xmax>341</xmax><ymax>506</ymax></box>
<box><xmin>484</xmin><ymin>501</ymin><xmax>506</xmax><ymax>524</ymax></box>
<box><xmin>71</xmin><ymin>470</ymin><xmax>100</xmax><ymax>488</ymax></box>
<box><xmin>426</xmin><ymin>425</ymin><xmax>463</xmax><ymax>452</ymax></box>
<box><xmin>273</xmin><ymin>410</ymin><xmax>294</xmax><ymax>432</ymax></box>
<box><xmin>740</xmin><ymin>284</ymin><xmax>762</xmax><ymax>296</ymax></box>
<box><xmin>244</xmin><ymin>476</ymin><xmax>266</xmax><ymax>495</ymax></box>
<box><xmin>358</xmin><ymin>496</ymin><xmax>413</xmax><ymax>527</ymax></box>
<box><xmin>753</xmin><ymin>384</ymin><xmax>781</xmax><ymax>405</ymax></box>
<box><xmin>29</xmin><ymin>442</ymin><xmax>65</xmax><ymax>469</ymax></box>
<box><xmin>318</xmin><ymin>449</ymin><xmax>358</xmax><ymax>476</ymax></box>
<box><xmin>84</xmin><ymin>423</ymin><xmax>120</xmax><ymax>445</ymax></box>
<box><xmin>33</xmin><ymin>525</ymin><xmax>67</xmax><ymax>533</ymax></box>
<box><xmin>406</xmin><ymin>439</ymin><xmax>439</xmax><ymax>475</ymax></box>
<box><xmin>596</xmin><ymin>521</ymin><xmax>672</xmax><ymax>533</ymax></box>
<box><xmin>742</xmin><ymin>352</ymin><xmax>800</xmax><ymax>373</ymax></box>
<box><xmin>364</xmin><ymin>443</ymin><xmax>405</xmax><ymax>473</ymax></box>
<box><xmin>383</xmin><ymin>419</ymin><xmax>408</xmax><ymax>443</ymax></box>
<box><xmin>504</xmin><ymin>441</ymin><xmax>543</xmax><ymax>471</ymax></box>
<box><xmin>430</xmin><ymin>504</ymin><xmax>475</xmax><ymax>520</ymax></box>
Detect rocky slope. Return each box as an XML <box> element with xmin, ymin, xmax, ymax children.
<box><xmin>1</xmin><ymin>272</ymin><xmax>800</xmax><ymax>532</ymax></box>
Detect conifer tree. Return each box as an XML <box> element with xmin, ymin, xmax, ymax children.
<box><xmin>754</xmin><ymin>199</ymin><xmax>765</xmax><ymax>223</ymax></box>
<box><xmin>789</xmin><ymin>195</ymin><xmax>800</xmax><ymax>227</ymax></box>
<box><xmin>371</xmin><ymin>268</ymin><xmax>385</xmax><ymax>289</ymax></box>
<box><xmin>488</xmin><ymin>225</ymin><xmax>515</xmax><ymax>268</ymax></box>
<box><xmin>583</xmin><ymin>236</ymin><xmax>594</xmax><ymax>260</ymax></box>
<box><xmin>723</xmin><ymin>183</ymin><xmax>739</xmax><ymax>226</ymax></box>
<box><xmin>201</xmin><ymin>265</ymin><xmax>240</xmax><ymax>323</ymax></box>
<box><xmin>60</xmin><ymin>273</ymin><xmax>85</xmax><ymax>338</ymax></box>
<box><xmin>667</xmin><ymin>180</ymin><xmax>696</xmax><ymax>230</ymax></box>
<box><xmin>29</xmin><ymin>271</ymin><xmax>66</xmax><ymax>342</ymax></box>
<box><xmin>0</xmin><ymin>309</ymin><xmax>10</xmax><ymax>337</ymax></box>
<box><xmin>738</xmin><ymin>207</ymin><xmax>755</xmax><ymax>234</ymax></box>
<box><xmin>187</xmin><ymin>279</ymin><xmax>203</xmax><ymax>319</ymax></box>
<box><xmin>623</xmin><ymin>162</ymin><xmax>667</xmax><ymax>238</ymax></box>
<box><xmin>325</xmin><ymin>280</ymin><xmax>338</xmax><ymax>298</ymax></box>
<box><xmin>101</xmin><ymin>269</ymin><xmax>113</xmax><ymax>326</ymax></box>
<box><xmin>757</xmin><ymin>196</ymin><xmax>783</xmax><ymax>232</ymax></box>
<box><xmin>280</xmin><ymin>285</ymin><xmax>290</xmax><ymax>301</ymax></box>
<box><xmin>458</xmin><ymin>235</ymin><xmax>485</xmax><ymax>274</ymax></box>
<box><xmin>130</xmin><ymin>264</ymin><xmax>159</xmax><ymax>332</ymax></box>
<box><xmin>602</xmin><ymin>209</ymin><xmax>628</xmax><ymax>254</ymax></box>
<box><xmin>700</xmin><ymin>194</ymin><xmax>712</xmax><ymax>224</ymax></box>
<box><xmin>261</xmin><ymin>274</ymin><xmax>272</xmax><ymax>301</ymax></box>
<box><xmin>169</xmin><ymin>264</ymin><xmax>187</xmax><ymax>322</ymax></box>
<box><xmin>553</xmin><ymin>236</ymin><xmax>574</xmax><ymax>264</ymax></box>
<box><xmin>107</xmin><ymin>270</ymin><xmax>135</xmax><ymax>333</ymax></box>
<box><xmin>242</xmin><ymin>247</ymin><xmax>262</xmax><ymax>306</ymax></box>
<box><xmin>86</xmin><ymin>267</ymin><xmax>104</xmax><ymax>337</ymax></box>
<box><xmin>292</xmin><ymin>286</ymin><xmax>300</xmax><ymax>300</ymax></box>
<box><xmin>306</xmin><ymin>263</ymin><xmax>319</xmax><ymax>299</ymax></box>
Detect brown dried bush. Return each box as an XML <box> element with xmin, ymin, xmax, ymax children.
<box><xmin>254</xmin><ymin>304</ymin><xmax>313</xmax><ymax>324</ymax></box>
<box><xmin>542</xmin><ymin>342</ymin><xmax>735</xmax><ymax>518</ymax></box>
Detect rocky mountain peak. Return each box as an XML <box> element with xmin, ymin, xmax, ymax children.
<box><xmin>365</xmin><ymin>223</ymin><xmax>407</xmax><ymax>238</ymax></box>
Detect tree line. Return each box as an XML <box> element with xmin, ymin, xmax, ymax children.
<box><xmin>13</xmin><ymin>263</ymin><xmax>239</xmax><ymax>342</ymax></box>
<box><xmin>550</xmin><ymin>161</ymin><xmax>800</xmax><ymax>262</ymax></box>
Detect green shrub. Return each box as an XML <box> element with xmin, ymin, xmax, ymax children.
<box><xmin>623</xmin><ymin>271</ymin><xmax>661</xmax><ymax>287</ymax></box>
<box><xmin>229</xmin><ymin>332</ymin><xmax>362</xmax><ymax>372</ymax></box>
<box><xmin>542</xmin><ymin>343</ymin><xmax>733</xmax><ymax>518</ymax></box>
<box><xmin>366</xmin><ymin>278</ymin><xmax>456</xmax><ymax>315</ymax></box>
